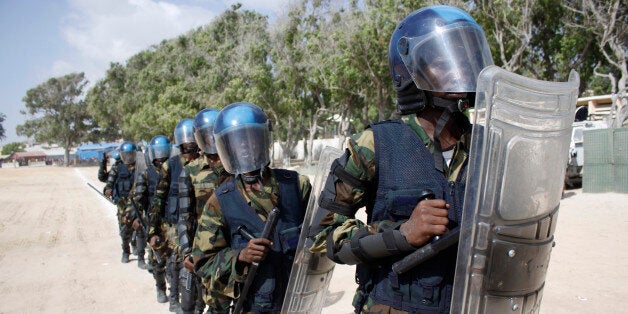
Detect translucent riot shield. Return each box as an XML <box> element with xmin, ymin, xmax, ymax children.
<box><xmin>134</xmin><ymin>150</ymin><xmax>147</xmax><ymax>184</ymax></box>
<box><xmin>281</xmin><ymin>146</ymin><xmax>343</xmax><ymax>314</ymax></box>
<box><xmin>451</xmin><ymin>66</ymin><xmax>579</xmax><ymax>313</ymax></box>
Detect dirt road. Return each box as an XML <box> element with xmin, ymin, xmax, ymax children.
<box><xmin>0</xmin><ymin>166</ymin><xmax>626</xmax><ymax>313</ymax></box>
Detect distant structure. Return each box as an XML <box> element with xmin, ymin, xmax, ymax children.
<box><xmin>576</xmin><ymin>94</ymin><xmax>626</xmax><ymax>127</ymax></box>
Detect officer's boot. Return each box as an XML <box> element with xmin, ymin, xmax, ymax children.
<box><xmin>157</xmin><ymin>288</ymin><xmax>168</xmax><ymax>303</ymax></box>
<box><xmin>154</xmin><ymin>258</ymin><xmax>168</xmax><ymax>303</ymax></box>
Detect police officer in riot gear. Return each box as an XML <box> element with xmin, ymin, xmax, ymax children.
<box><xmin>131</xmin><ymin>135</ymin><xmax>171</xmax><ymax>303</ymax></box>
<box><xmin>192</xmin><ymin>102</ymin><xmax>311</xmax><ymax>313</ymax></box>
<box><xmin>105</xmin><ymin>141</ymin><xmax>139</xmax><ymax>264</ymax></box>
<box><xmin>178</xmin><ymin>108</ymin><xmax>231</xmax><ymax>314</ymax></box>
<box><xmin>309</xmin><ymin>5</ymin><xmax>493</xmax><ymax>313</ymax></box>
<box><xmin>148</xmin><ymin>119</ymin><xmax>199</xmax><ymax>313</ymax></box>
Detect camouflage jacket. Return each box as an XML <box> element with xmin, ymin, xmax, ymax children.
<box><xmin>309</xmin><ymin>114</ymin><xmax>469</xmax><ymax>311</ymax></box>
<box><xmin>122</xmin><ymin>166</ymin><xmax>158</xmax><ymax>228</ymax></box>
<box><xmin>178</xmin><ymin>154</ymin><xmax>231</xmax><ymax>256</ymax></box>
<box><xmin>148</xmin><ymin>155</ymin><xmax>188</xmax><ymax>238</ymax></box>
<box><xmin>104</xmin><ymin>162</ymin><xmax>135</xmax><ymax>205</ymax></box>
<box><xmin>192</xmin><ymin>168</ymin><xmax>311</xmax><ymax>300</ymax></box>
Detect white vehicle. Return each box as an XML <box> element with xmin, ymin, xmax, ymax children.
<box><xmin>565</xmin><ymin>118</ymin><xmax>608</xmax><ymax>187</ymax></box>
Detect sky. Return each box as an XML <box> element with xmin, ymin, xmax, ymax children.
<box><xmin>0</xmin><ymin>0</ymin><xmax>289</xmax><ymax>145</ymax></box>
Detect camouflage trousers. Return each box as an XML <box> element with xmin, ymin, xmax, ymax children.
<box><xmin>116</xmin><ymin>203</ymin><xmax>133</xmax><ymax>253</ymax></box>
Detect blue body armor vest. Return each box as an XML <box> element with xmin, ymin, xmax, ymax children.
<box><xmin>357</xmin><ymin>120</ymin><xmax>467</xmax><ymax>313</ymax></box>
<box><xmin>165</xmin><ymin>156</ymin><xmax>183</xmax><ymax>224</ymax></box>
<box><xmin>147</xmin><ymin>166</ymin><xmax>159</xmax><ymax>200</ymax></box>
<box><xmin>215</xmin><ymin>169</ymin><xmax>305</xmax><ymax>312</ymax></box>
<box><xmin>115</xmin><ymin>163</ymin><xmax>134</xmax><ymax>201</ymax></box>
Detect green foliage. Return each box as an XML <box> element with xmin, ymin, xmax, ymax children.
<box><xmin>1</xmin><ymin>142</ymin><xmax>24</xmax><ymax>155</ymax></box>
<box><xmin>17</xmin><ymin>72</ymin><xmax>92</xmax><ymax>165</ymax></box>
<box><xmin>80</xmin><ymin>0</ymin><xmax>624</xmax><ymax>158</ymax></box>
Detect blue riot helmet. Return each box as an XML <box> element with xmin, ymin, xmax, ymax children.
<box><xmin>119</xmin><ymin>141</ymin><xmax>137</xmax><ymax>165</ymax></box>
<box><xmin>149</xmin><ymin>135</ymin><xmax>171</xmax><ymax>162</ymax></box>
<box><xmin>174</xmin><ymin>118</ymin><xmax>198</xmax><ymax>154</ymax></box>
<box><xmin>193</xmin><ymin>108</ymin><xmax>220</xmax><ymax>155</ymax></box>
<box><xmin>389</xmin><ymin>5</ymin><xmax>493</xmax><ymax>114</ymax></box>
<box><xmin>213</xmin><ymin>102</ymin><xmax>271</xmax><ymax>175</ymax></box>
<box><xmin>112</xmin><ymin>150</ymin><xmax>121</xmax><ymax>161</ymax></box>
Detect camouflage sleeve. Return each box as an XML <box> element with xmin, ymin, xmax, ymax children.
<box><xmin>132</xmin><ymin>170</ymin><xmax>148</xmax><ymax>209</ymax></box>
<box><xmin>126</xmin><ymin>170</ymin><xmax>149</xmax><ymax>224</ymax></box>
<box><xmin>309</xmin><ymin>129</ymin><xmax>397</xmax><ymax>255</ymax></box>
<box><xmin>149</xmin><ymin>161</ymin><xmax>171</xmax><ymax>238</ymax></box>
<box><xmin>192</xmin><ymin>196</ymin><xmax>243</xmax><ymax>299</ymax></box>
<box><xmin>298</xmin><ymin>174</ymin><xmax>312</xmax><ymax>209</ymax></box>
<box><xmin>178</xmin><ymin>167</ymin><xmax>196</xmax><ymax>256</ymax></box>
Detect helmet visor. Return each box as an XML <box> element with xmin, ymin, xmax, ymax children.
<box><xmin>215</xmin><ymin>124</ymin><xmax>270</xmax><ymax>175</ymax></box>
<box><xmin>174</xmin><ymin>123</ymin><xmax>196</xmax><ymax>146</ymax></box>
<box><xmin>120</xmin><ymin>150</ymin><xmax>136</xmax><ymax>165</ymax></box>
<box><xmin>194</xmin><ymin>127</ymin><xmax>217</xmax><ymax>155</ymax></box>
<box><xmin>399</xmin><ymin>23</ymin><xmax>493</xmax><ymax>93</ymax></box>
<box><xmin>151</xmin><ymin>143</ymin><xmax>171</xmax><ymax>160</ymax></box>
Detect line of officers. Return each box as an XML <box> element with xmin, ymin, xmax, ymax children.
<box><xmin>99</xmin><ymin>102</ymin><xmax>310</xmax><ymax>314</ymax></box>
<box><xmin>96</xmin><ymin>5</ymin><xmax>495</xmax><ymax>314</ymax></box>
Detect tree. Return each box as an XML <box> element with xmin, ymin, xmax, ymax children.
<box><xmin>0</xmin><ymin>113</ymin><xmax>5</xmax><ymax>141</ymax></box>
<box><xmin>564</xmin><ymin>0</ymin><xmax>627</xmax><ymax>127</ymax></box>
<box><xmin>1</xmin><ymin>142</ymin><xmax>25</xmax><ymax>155</ymax></box>
<box><xmin>17</xmin><ymin>72</ymin><xmax>92</xmax><ymax>166</ymax></box>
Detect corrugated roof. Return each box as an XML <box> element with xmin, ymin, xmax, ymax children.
<box><xmin>13</xmin><ymin>151</ymin><xmax>46</xmax><ymax>158</ymax></box>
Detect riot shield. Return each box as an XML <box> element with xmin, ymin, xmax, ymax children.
<box><xmin>281</xmin><ymin>146</ymin><xmax>343</xmax><ymax>314</ymax></box>
<box><xmin>451</xmin><ymin>66</ymin><xmax>579</xmax><ymax>313</ymax></box>
<box><xmin>134</xmin><ymin>150</ymin><xmax>148</xmax><ymax>184</ymax></box>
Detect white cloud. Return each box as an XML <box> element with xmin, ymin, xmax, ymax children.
<box><xmin>50</xmin><ymin>0</ymin><xmax>290</xmax><ymax>85</ymax></box>
<box><xmin>56</xmin><ymin>0</ymin><xmax>221</xmax><ymax>83</ymax></box>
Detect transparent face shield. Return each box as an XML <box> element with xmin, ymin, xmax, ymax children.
<box><xmin>151</xmin><ymin>144</ymin><xmax>171</xmax><ymax>160</ymax></box>
<box><xmin>194</xmin><ymin>126</ymin><xmax>218</xmax><ymax>155</ymax></box>
<box><xmin>214</xmin><ymin>123</ymin><xmax>271</xmax><ymax>175</ymax></box>
<box><xmin>399</xmin><ymin>23</ymin><xmax>493</xmax><ymax>93</ymax></box>
<box><xmin>174</xmin><ymin>123</ymin><xmax>196</xmax><ymax>146</ymax></box>
<box><xmin>120</xmin><ymin>150</ymin><xmax>136</xmax><ymax>165</ymax></box>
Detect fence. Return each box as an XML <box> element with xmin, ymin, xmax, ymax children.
<box><xmin>583</xmin><ymin>128</ymin><xmax>628</xmax><ymax>193</ymax></box>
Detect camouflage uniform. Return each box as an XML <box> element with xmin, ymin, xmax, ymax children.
<box><xmin>192</xmin><ymin>169</ymin><xmax>311</xmax><ymax>313</ymax></box>
<box><xmin>178</xmin><ymin>154</ymin><xmax>231</xmax><ymax>314</ymax></box>
<box><xmin>309</xmin><ymin>115</ymin><xmax>469</xmax><ymax>313</ymax></box>
<box><xmin>149</xmin><ymin>154</ymin><xmax>187</xmax><ymax>311</ymax></box>
<box><xmin>105</xmin><ymin>162</ymin><xmax>136</xmax><ymax>261</ymax></box>
<box><xmin>125</xmin><ymin>163</ymin><xmax>168</xmax><ymax>299</ymax></box>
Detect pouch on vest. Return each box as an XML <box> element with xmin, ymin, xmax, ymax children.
<box><xmin>278</xmin><ymin>226</ymin><xmax>301</xmax><ymax>254</ymax></box>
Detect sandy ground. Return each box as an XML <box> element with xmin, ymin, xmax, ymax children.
<box><xmin>0</xmin><ymin>166</ymin><xmax>626</xmax><ymax>314</ymax></box>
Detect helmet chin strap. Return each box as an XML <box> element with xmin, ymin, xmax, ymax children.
<box><xmin>432</xmin><ymin>110</ymin><xmax>449</xmax><ymax>173</ymax></box>
<box><xmin>240</xmin><ymin>170</ymin><xmax>262</xmax><ymax>185</ymax></box>
<box><xmin>429</xmin><ymin>96</ymin><xmax>470</xmax><ymax>173</ymax></box>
